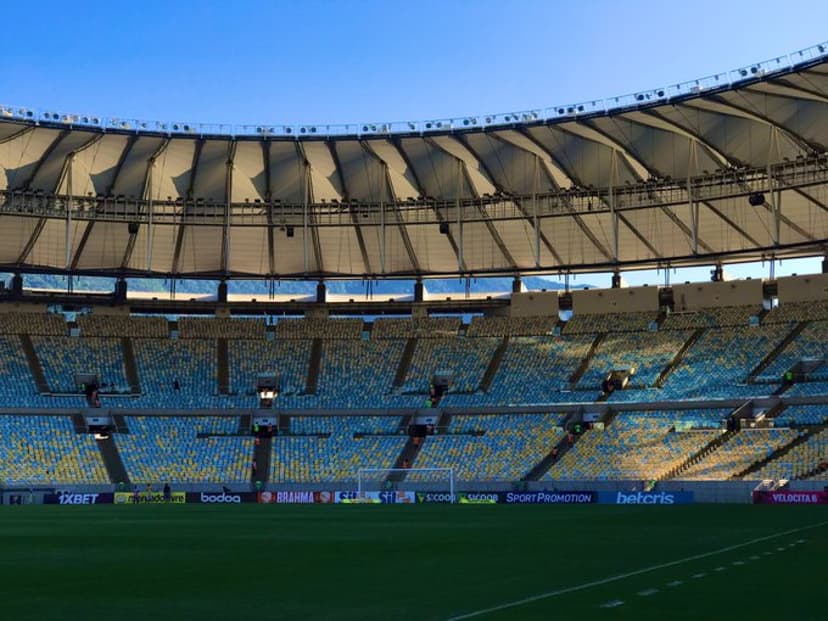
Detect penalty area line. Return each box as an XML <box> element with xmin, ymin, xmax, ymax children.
<box><xmin>445</xmin><ymin>519</ymin><xmax>828</xmax><ymax>621</ymax></box>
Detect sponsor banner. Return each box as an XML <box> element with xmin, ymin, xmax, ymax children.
<box><xmin>334</xmin><ymin>491</ymin><xmax>416</xmax><ymax>504</ymax></box>
<box><xmin>114</xmin><ymin>491</ymin><xmax>186</xmax><ymax>504</ymax></box>
<box><xmin>458</xmin><ymin>492</ymin><xmax>499</xmax><ymax>505</ymax></box>
<box><xmin>416</xmin><ymin>491</ymin><xmax>597</xmax><ymax>504</ymax></box>
<box><xmin>44</xmin><ymin>492</ymin><xmax>114</xmax><ymax>505</ymax></box>
<box><xmin>258</xmin><ymin>491</ymin><xmax>334</xmax><ymax>504</ymax></box>
<box><xmin>753</xmin><ymin>490</ymin><xmax>828</xmax><ymax>504</ymax></box>
<box><xmin>501</xmin><ymin>491</ymin><xmax>596</xmax><ymax>504</ymax></box>
<box><xmin>598</xmin><ymin>491</ymin><xmax>694</xmax><ymax>505</ymax></box>
<box><xmin>187</xmin><ymin>492</ymin><xmax>258</xmax><ymax>504</ymax></box>
<box><xmin>416</xmin><ymin>492</ymin><xmax>456</xmax><ymax>504</ymax></box>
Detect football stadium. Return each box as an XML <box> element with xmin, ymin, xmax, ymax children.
<box><xmin>2</xmin><ymin>5</ymin><xmax>828</xmax><ymax>620</ymax></box>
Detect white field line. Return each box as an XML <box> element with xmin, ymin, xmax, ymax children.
<box><xmin>445</xmin><ymin>519</ymin><xmax>828</xmax><ymax>621</ymax></box>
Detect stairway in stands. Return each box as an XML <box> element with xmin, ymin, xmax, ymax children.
<box><xmin>796</xmin><ymin>433</ymin><xmax>828</xmax><ymax>479</ymax></box>
<box><xmin>97</xmin><ymin>435</ymin><xmax>130</xmax><ymax>485</ymax></box>
<box><xmin>121</xmin><ymin>337</ymin><xmax>141</xmax><ymax>394</ymax></box>
<box><xmin>217</xmin><ymin>338</ymin><xmax>230</xmax><ymax>395</ymax></box>
<box><xmin>393</xmin><ymin>338</ymin><xmax>418</xmax><ymax>388</ymax></box>
<box><xmin>479</xmin><ymin>336</ymin><xmax>509</xmax><ymax>393</ymax></box>
<box><xmin>660</xmin><ymin>429</ymin><xmax>737</xmax><ymax>480</ymax></box>
<box><xmin>523</xmin><ymin>411</ymin><xmax>585</xmax><ymax>481</ymax></box>
<box><xmin>654</xmin><ymin>328</ymin><xmax>706</xmax><ymax>388</ymax></box>
<box><xmin>569</xmin><ymin>333</ymin><xmax>606</xmax><ymax>388</ymax></box>
<box><xmin>253</xmin><ymin>436</ymin><xmax>272</xmax><ymax>485</ymax></box>
<box><xmin>387</xmin><ymin>411</ymin><xmax>450</xmax><ymax>483</ymax></box>
<box><xmin>70</xmin><ymin>413</ymin><xmax>87</xmax><ymax>433</ymax></box>
<box><xmin>304</xmin><ymin>339</ymin><xmax>323</xmax><ymax>395</ymax></box>
<box><xmin>735</xmin><ymin>424</ymin><xmax>822</xmax><ymax>479</ymax></box>
<box><xmin>237</xmin><ymin>414</ymin><xmax>252</xmax><ymax>434</ymax></box>
<box><xmin>663</xmin><ymin>401</ymin><xmax>760</xmax><ymax>479</ymax></box>
<box><xmin>19</xmin><ymin>334</ymin><xmax>50</xmax><ymax>393</ymax></box>
<box><xmin>748</xmin><ymin>321</ymin><xmax>809</xmax><ymax>383</ymax></box>
<box><xmin>112</xmin><ymin>415</ymin><xmax>129</xmax><ymax>433</ymax></box>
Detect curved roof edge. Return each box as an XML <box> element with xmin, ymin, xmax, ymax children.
<box><xmin>2</xmin><ymin>41</ymin><xmax>827</xmax><ymax>140</ymax></box>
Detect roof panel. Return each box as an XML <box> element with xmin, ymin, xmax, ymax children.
<box><xmin>272</xmin><ymin>225</ymin><xmax>316</xmax><ymax>275</ymax></box>
<box><xmin>27</xmin><ymin>217</ymin><xmax>84</xmax><ymax>270</ymax></box>
<box><xmin>524</xmin><ymin>125</ymin><xmax>616</xmax><ymax>188</ymax></box>
<box><xmin>269</xmin><ymin>142</ymin><xmax>304</xmax><ymax>204</ymax></box>
<box><xmin>231</xmin><ymin>141</ymin><xmax>266</xmax><ymax>203</ymax></box>
<box><xmin>539</xmin><ymin>214</ymin><xmax>603</xmax><ymax>267</ymax></box>
<box><xmin>29</xmin><ymin>131</ymin><xmax>95</xmax><ymax>193</ymax></box>
<box><xmin>399</xmin><ymin>206</ymin><xmax>457</xmax><ymax>273</ymax></box>
<box><xmin>491</xmin><ymin>129</ymin><xmax>574</xmax><ymax>189</ymax></box>
<box><xmin>590</xmin><ymin>116</ymin><xmax>697</xmax><ymax>180</ymax></box>
<box><xmin>428</xmin><ymin>135</ymin><xmax>496</xmax><ymax>197</ymax></box>
<box><xmin>302</xmin><ymin>141</ymin><xmax>342</xmax><ymax>202</ymax></box>
<box><xmin>128</xmin><ymin>222</ymin><xmax>176</xmax><ymax>274</ymax></box>
<box><xmin>737</xmin><ymin>89</ymin><xmax>828</xmax><ymax>150</ymax></box>
<box><xmin>229</xmin><ymin>225</ymin><xmax>270</xmax><ymax>275</ymax></box>
<box><xmin>193</xmin><ymin>140</ymin><xmax>229</xmax><ymax>203</ymax></box>
<box><xmin>363</xmin><ymin>139</ymin><xmax>421</xmax><ymax>200</ymax></box>
<box><xmin>620</xmin><ymin>205</ymin><xmax>694</xmax><ymax>258</ymax></box>
<box><xmin>152</xmin><ymin>138</ymin><xmax>196</xmax><ymax>201</ymax></box>
<box><xmin>176</xmin><ymin>225</ymin><xmax>223</xmax><ymax>273</ymax></box>
<box><xmin>73</xmin><ymin>221</ymin><xmax>130</xmax><ymax>269</ymax></box>
<box><xmin>111</xmin><ymin>136</ymin><xmax>164</xmax><ymax>199</ymax></box>
<box><xmin>316</xmin><ymin>223</ymin><xmax>365</xmax><ymax>275</ymax></box>
<box><xmin>0</xmin><ymin>215</ymin><xmax>39</xmax><ymax>263</ymax></box>
<box><xmin>398</xmin><ymin>138</ymin><xmax>471</xmax><ymax>200</ymax></box>
<box><xmin>0</xmin><ymin>127</ymin><xmax>63</xmax><ymax>190</ymax></box>
<box><xmin>464</xmin><ymin>133</ymin><xmax>543</xmax><ymax>195</ymax></box>
<box><xmin>455</xmin><ymin>219</ymin><xmax>512</xmax><ymax>272</ymax></box>
<box><xmin>334</xmin><ymin>141</ymin><xmax>388</xmax><ymax>202</ymax></box>
<box><xmin>63</xmin><ymin>133</ymin><xmax>130</xmax><ymax>198</ymax></box>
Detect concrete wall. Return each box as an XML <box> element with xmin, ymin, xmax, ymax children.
<box><xmin>672</xmin><ymin>279</ymin><xmax>764</xmax><ymax>311</ymax></box>
<box><xmin>776</xmin><ymin>273</ymin><xmax>828</xmax><ymax>303</ymax></box>
<box><xmin>510</xmin><ymin>291</ymin><xmax>560</xmax><ymax>317</ymax></box>
<box><xmin>571</xmin><ymin>285</ymin><xmax>659</xmax><ymax>314</ymax></box>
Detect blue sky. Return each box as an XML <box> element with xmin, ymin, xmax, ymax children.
<box><xmin>2</xmin><ymin>0</ymin><xmax>826</xmax><ymax>288</ymax></box>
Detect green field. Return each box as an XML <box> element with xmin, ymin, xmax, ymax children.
<box><xmin>0</xmin><ymin>504</ymin><xmax>825</xmax><ymax>620</ymax></box>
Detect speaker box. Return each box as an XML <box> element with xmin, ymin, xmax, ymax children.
<box><xmin>439</xmin><ymin>222</ymin><xmax>449</xmax><ymax>235</ymax></box>
<box><xmin>748</xmin><ymin>192</ymin><xmax>765</xmax><ymax>206</ymax></box>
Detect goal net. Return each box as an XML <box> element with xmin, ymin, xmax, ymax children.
<box><xmin>356</xmin><ymin>467</ymin><xmax>455</xmax><ymax>501</ymax></box>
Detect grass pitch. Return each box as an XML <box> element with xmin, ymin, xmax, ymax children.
<box><xmin>0</xmin><ymin>504</ymin><xmax>825</xmax><ymax>620</ymax></box>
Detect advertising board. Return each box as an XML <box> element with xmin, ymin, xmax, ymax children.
<box><xmin>258</xmin><ymin>491</ymin><xmax>334</xmax><ymax>504</ymax></box>
<box><xmin>597</xmin><ymin>491</ymin><xmax>694</xmax><ymax>505</ymax></box>
<box><xmin>114</xmin><ymin>491</ymin><xmax>186</xmax><ymax>504</ymax></box>
<box><xmin>44</xmin><ymin>492</ymin><xmax>114</xmax><ymax>505</ymax></box>
<box><xmin>186</xmin><ymin>491</ymin><xmax>258</xmax><ymax>504</ymax></box>
<box><xmin>334</xmin><ymin>491</ymin><xmax>416</xmax><ymax>504</ymax></box>
<box><xmin>752</xmin><ymin>490</ymin><xmax>828</xmax><ymax>504</ymax></box>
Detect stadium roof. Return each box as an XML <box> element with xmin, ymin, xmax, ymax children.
<box><xmin>1</xmin><ymin>43</ymin><xmax>828</xmax><ymax>280</ymax></box>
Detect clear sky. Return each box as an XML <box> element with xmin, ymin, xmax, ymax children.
<box><xmin>2</xmin><ymin>0</ymin><xmax>826</xmax><ymax>288</ymax></box>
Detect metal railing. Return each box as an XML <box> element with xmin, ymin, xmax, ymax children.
<box><xmin>0</xmin><ymin>42</ymin><xmax>826</xmax><ymax>139</ymax></box>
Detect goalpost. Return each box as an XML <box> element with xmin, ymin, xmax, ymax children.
<box><xmin>356</xmin><ymin>467</ymin><xmax>455</xmax><ymax>502</ymax></box>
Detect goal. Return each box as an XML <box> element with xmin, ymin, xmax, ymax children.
<box><xmin>356</xmin><ymin>467</ymin><xmax>455</xmax><ymax>501</ymax></box>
